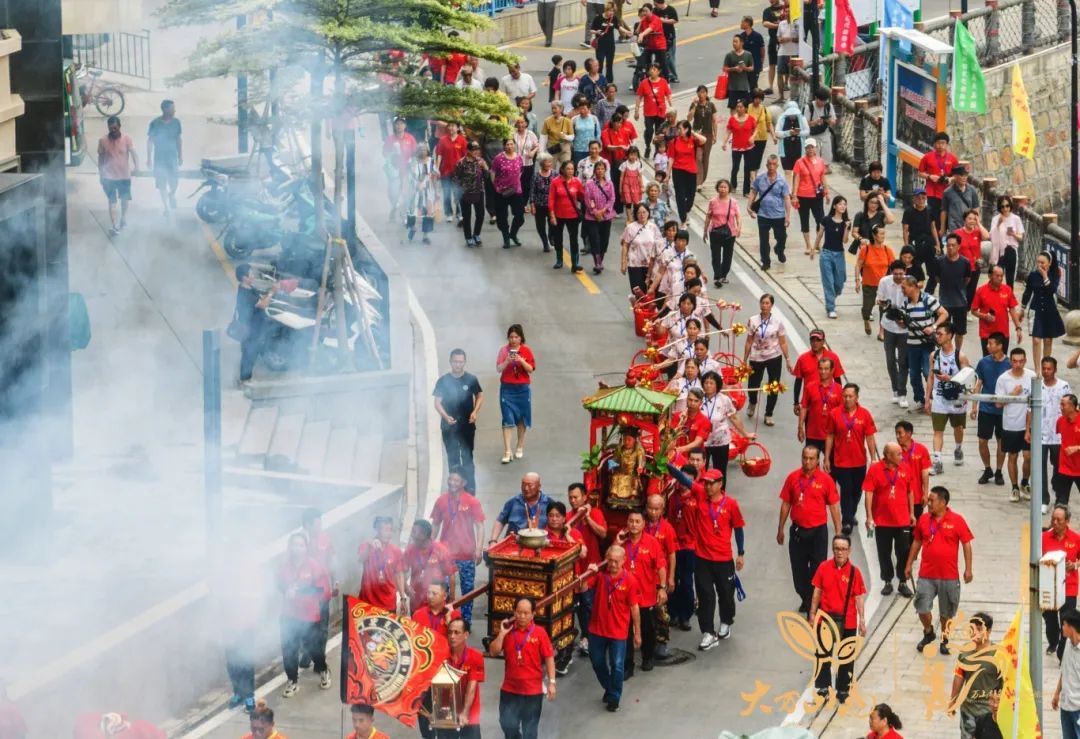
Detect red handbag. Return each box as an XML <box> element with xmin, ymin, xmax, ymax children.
<box><xmin>714</xmin><ymin>70</ymin><xmax>729</xmax><ymax>100</ymax></box>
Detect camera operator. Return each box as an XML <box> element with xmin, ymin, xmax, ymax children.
<box><xmin>926</xmin><ymin>323</ymin><xmax>971</xmax><ymax>475</ymax></box>
<box><xmin>899</xmin><ymin>276</ymin><xmax>949</xmax><ymax>414</ymax></box>
<box><xmin>877</xmin><ymin>260</ymin><xmax>910</xmax><ymax>408</ymax></box>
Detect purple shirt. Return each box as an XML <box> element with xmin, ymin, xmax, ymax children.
<box><xmin>584</xmin><ymin>178</ymin><xmax>616</xmax><ymax>221</ymax></box>
<box><xmin>491</xmin><ymin>153</ymin><xmax>523</xmax><ymax>195</ymax></box>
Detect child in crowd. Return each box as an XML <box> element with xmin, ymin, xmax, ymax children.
<box><xmin>547</xmin><ymin>54</ymin><xmax>563</xmax><ymax>103</ymax></box>
<box><xmin>620</xmin><ymin>145</ymin><xmax>645</xmax><ymax>219</ymax></box>
<box><xmin>652</xmin><ymin>137</ymin><xmax>669</xmax><ymax>178</ymax></box>
<box><xmin>654</xmin><ymin>169</ymin><xmax>673</xmax><ymax>208</ymax></box>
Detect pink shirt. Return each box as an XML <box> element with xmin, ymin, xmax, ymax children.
<box><xmin>584</xmin><ymin>178</ymin><xmax>617</xmax><ymax>221</ymax></box>
<box><xmin>747</xmin><ymin>312</ymin><xmax>786</xmax><ymax>362</ymax></box>
<box><xmin>703</xmin><ymin>196</ymin><xmax>741</xmax><ymax>238</ymax></box>
<box><xmin>491</xmin><ymin>153</ymin><xmax>523</xmax><ymax>195</ymax></box>
<box><xmin>622</xmin><ymin>220</ymin><xmax>663</xmax><ymax>267</ymax></box>
<box><xmin>98</xmin><ymin>134</ymin><xmax>135</xmax><ymax>179</ymax></box>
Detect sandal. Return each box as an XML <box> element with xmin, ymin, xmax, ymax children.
<box><xmin>501</xmin><ymin>453</ymin><xmax>513</xmax><ymax>464</ymax></box>
<box><xmin>515</xmin><ymin>447</ymin><xmax>525</xmax><ymax>459</ymax></box>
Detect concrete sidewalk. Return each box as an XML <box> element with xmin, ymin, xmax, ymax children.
<box><xmin>674</xmin><ymin>117</ymin><xmax>1063</xmax><ymax>736</ymax></box>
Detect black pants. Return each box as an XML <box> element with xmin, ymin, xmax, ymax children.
<box><xmin>1054</xmin><ymin>473</ymin><xmax>1080</xmax><ymax>507</ymax></box>
<box><xmin>757</xmin><ymin>216</ymin><xmax>787</xmax><ymax>268</ymax></box>
<box><xmin>748</xmin><ymin>355</ymin><xmax>783</xmax><ymax>416</ymax></box>
<box><xmin>731</xmin><ymin>148</ymin><xmax>753</xmax><ymax>195</ymax></box>
<box><xmin>640</xmin><ymin>49</ymin><xmax>669</xmax><ymax>81</ymax></box>
<box><xmin>437</xmin><ymin>728</ymin><xmax>481</xmax><ymax>739</ymax></box>
<box><xmin>484</xmin><ymin>176</ymin><xmax>497</xmax><ymax>217</ymax></box>
<box><xmin>1045</xmin><ymin>596</ymin><xmax>1077</xmax><ymax>661</ymax></box>
<box><xmin>239</xmin><ymin>323</ymin><xmax>265</xmax><ymax>382</ymax></box>
<box><xmin>442</xmin><ymin>423</ymin><xmax>477</xmax><ymax>491</ymax></box>
<box><xmin>628</xmin><ymin>266</ymin><xmax>649</xmax><ymax>294</ymax></box>
<box><xmin>833</xmin><ymin>466</ymin><xmax>867</xmax><ymax>529</ymax></box>
<box><xmin>874</xmin><ymin>525</ymin><xmax>912</xmax><ymax>584</ymax></box>
<box><xmin>550</xmin><ymin>217</ymin><xmax>581</xmax><ymax>267</ymax></box>
<box><xmin>461</xmin><ymin>198</ymin><xmax>484</xmax><ymax>241</ymax></box>
<box><xmin>695</xmin><ymin>557</ymin><xmax>736</xmax><ymax>635</ymax></box>
<box><xmin>672</xmin><ymin>168</ymin><xmax>697</xmax><ymax>223</ymax></box>
<box><xmin>626</xmin><ymin>604</ymin><xmax>656</xmax><ymax>672</ymax></box>
<box><xmin>998</xmin><ymin>246</ymin><xmax>1017</xmax><ymax>288</ymax></box>
<box><xmin>709</xmin><ymin>229</ymin><xmax>735</xmax><ymax>281</ymax></box>
<box><xmin>643</xmin><ymin>116</ymin><xmax>664</xmax><ymax>156</ymax></box>
<box><xmin>584</xmin><ymin>219</ymin><xmax>613</xmax><ymax>258</ymax></box>
<box><xmin>705</xmin><ymin>444</ymin><xmax>730</xmax><ymax>482</ymax></box>
<box><xmin>789</xmin><ymin>523</ymin><xmax>828</xmax><ymax>612</ymax></box>
<box><xmin>225</xmin><ymin>629</ymin><xmax>256</xmax><ymax>698</ymax></box>
<box><xmin>280</xmin><ymin>617</ymin><xmax>326</xmax><ymax>682</ymax></box>
<box><xmin>533</xmin><ymin>205</ymin><xmax>551</xmax><ymax>251</ymax></box>
<box><xmin>798</xmin><ymin>194</ymin><xmax>825</xmax><ymax>234</ymax></box>
<box><xmin>814</xmin><ymin>619</ymin><xmax>855</xmax><ymax>694</ymax></box>
<box><xmin>494</xmin><ymin>192</ymin><xmax>525</xmax><ymax>242</ymax></box>
<box><xmin>915</xmin><ymin>242</ymin><xmax>939</xmax><ymax>294</ymax></box>
<box><xmin>1043</xmin><ymin>443</ymin><xmax>1061</xmax><ymax>505</ymax></box>
<box><xmin>520</xmin><ymin>165</ymin><xmax>535</xmax><ymax>202</ymax></box>
<box><xmin>499</xmin><ymin>691</ymin><xmax>543</xmax><ymax>739</ymax></box>
<box><xmin>596</xmin><ymin>43</ymin><xmax>615</xmax><ymax>82</ymax></box>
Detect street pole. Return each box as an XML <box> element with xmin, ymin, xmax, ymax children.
<box><xmin>1069</xmin><ymin>0</ymin><xmax>1079</xmax><ymax>309</ymax></box>
<box><xmin>811</xmin><ymin>1</ymin><xmax>822</xmax><ymax>94</ymax></box>
<box><xmin>237</xmin><ymin>14</ymin><xmax>248</xmax><ymax>154</ymax></box>
<box><xmin>1029</xmin><ymin>379</ymin><xmax>1043</xmax><ymax>728</ymax></box>
<box><xmin>203</xmin><ymin>330</ymin><xmax>223</xmax><ymax>558</ymax></box>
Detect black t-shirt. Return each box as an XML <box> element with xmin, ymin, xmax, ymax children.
<box><xmin>936</xmin><ymin>255</ymin><xmax>972</xmax><ymax>308</ymax></box>
<box><xmin>906</xmin><ymin>263</ymin><xmax>926</xmax><ymax>282</ymax></box>
<box><xmin>762</xmin><ymin>4</ymin><xmax>781</xmax><ymax>43</ymax></box>
<box><xmin>819</xmin><ymin>216</ymin><xmax>847</xmax><ymax>252</ymax></box>
<box><xmin>433</xmin><ymin>371</ymin><xmax>483</xmax><ymax>429</ymax></box>
<box><xmin>858</xmin><ymin>174</ymin><xmax>892</xmax><ymax>196</ymax></box>
<box><xmin>902</xmin><ymin>206</ymin><xmax>935</xmax><ymax>246</ymax></box>
<box><xmin>654</xmin><ymin>4</ymin><xmax>678</xmax><ymax>42</ymax></box>
<box><xmin>739</xmin><ymin>30</ymin><xmax>766</xmax><ymax>72</ymax></box>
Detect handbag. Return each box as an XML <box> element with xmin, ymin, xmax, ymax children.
<box><xmin>749</xmin><ymin>176</ymin><xmax>779</xmax><ymax>213</ymax></box>
<box><xmin>711</xmin><ymin>200</ymin><xmax>734</xmax><ymax>240</ymax></box>
<box><xmin>713</xmin><ymin>69</ymin><xmax>729</xmax><ymax>100</ymax></box>
<box><xmin>226</xmin><ymin>309</ymin><xmax>249</xmax><ymax>343</ymax></box>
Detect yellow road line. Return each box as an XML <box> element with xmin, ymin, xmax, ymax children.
<box><xmin>202</xmin><ymin>221</ymin><xmax>238</xmax><ymax>287</ymax></box>
<box><xmin>563</xmin><ymin>248</ymin><xmax>602</xmax><ymax>293</ymax></box>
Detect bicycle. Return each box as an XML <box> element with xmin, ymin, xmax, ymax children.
<box><xmin>76</xmin><ymin>65</ymin><xmax>126</xmax><ymax>117</ymax></box>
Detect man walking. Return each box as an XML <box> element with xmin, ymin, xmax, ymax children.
<box><xmin>430</xmin><ymin>467</ymin><xmax>485</xmax><ymax>627</ymax></box>
<box><xmin>147</xmin><ymin>100</ymin><xmax>182</xmax><ymax>216</ymax></box>
<box><xmin>905</xmin><ymin>486</ymin><xmax>974</xmax><ymax>656</ymax></box>
<box><xmin>1042</xmin><ymin>358</ymin><xmax>1073</xmax><ymax>513</ymax></box>
<box><xmin>747</xmin><ymin>155</ymin><xmax>792</xmax><ymax>271</ymax></box>
<box><xmin>926</xmin><ymin>323</ymin><xmax>970</xmax><ymax>475</ymax></box>
<box><xmin>970</xmin><ymin>265</ymin><xmax>1022</xmax><ymax>355</ymax></box>
<box><xmin>644</xmin><ymin>494</ymin><xmax>677</xmax><ymax>657</ymax></box>
<box><xmin>723</xmin><ymin>34</ymin><xmax>755</xmax><ymax>110</ymax></box>
<box><xmin>433</xmin><ymin>348</ymin><xmax>483</xmax><ymax>492</ymax></box>
<box><xmin>971</xmin><ymin>332</ymin><xmax>1009</xmax><ymax>487</ymax></box>
<box><xmin>585</xmin><ymin>546</ymin><xmax>641</xmax><ymax>712</ymax></box>
<box><xmin>824</xmin><ymin>383</ymin><xmax>879</xmax><ymax>534</ymax></box>
<box><xmin>878</xmin><ymin>260</ymin><xmax>911</xmax><ymax>408</ymax></box>
<box><xmin>569</xmin><ymin>483</ymin><xmax>607</xmax><ymax>655</ymax></box>
<box><xmin>895</xmin><ymin>420</ymin><xmax>932</xmax><ymax>519</ymax></box>
<box><xmin>918</xmin><ymin>132</ymin><xmax>959</xmax><ymax>229</ymax></box>
<box><xmin>738</xmin><ymin>16</ymin><xmax>765</xmax><ymax>92</ymax></box>
<box><xmin>1059</xmin><ymin>395</ymin><xmax>1080</xmax><ymax>507</ymax></box>
<box><xmin>799</xmin><ymin>357</ymin><xmax>844</xmax><ymax>453</ymax></box>
<box><xmin>490</xmin><ymin>597</ymin><xmax>556</xmax><ymax>737</ymax></box>
<box><xmin>809</xmin><ymin>534</ymin><xmax>866</xmax><ymax>704</ymax></box>
<box><xmin>902</xmin><ymin>188</ymin><xmax>941</xmax><ymax>293</ymax></box>
<box><xmin>1052</xmin><ymin>609</ymin><xmax>1080</xmax><ymax>739</ymax></box>
<box><xmin>537</xmin><ymin>0</ymin><xmax>558</xmax><ymax>47</ymax></box>
<box><xmin>937</xmin><ymin>234</ymin><xmax>973</xmax><ymax>353</ymax></box>
<box><xmin>790</xmin><ymin>328</ymin><xmax>845</xmax><ymax>407</ymax></box>
<box><xmin>900</xmin><ymin>275</ymin><xmax>949</xmax><ymax>412</ymax></box>
<box><xmin>97</xmin><ymin>115</ymin><xmax>138</xmax><ymax>235</ymax></box>
<box><xmin>777</xmin><ymin>445</ymin><xmax>841</xmax><ymax>614</ymax></box>
<box><xmin>761</xmin><ymin>0</ymin><xmax>783</xmax><ymax>95</ymax></box>
<box><xmin>940</xmin><ymin>165</ymin><xmax>980</xmax><ymax>237</ymax></box>
<box><xmin>618</xmin><ymin>511</ymin><xmax>664</xmax><ymax>676</ymax></box>
<box><xmin>995</xmin><ymin>347</ymin><xmax>1035</xmax><ymax>502</ymax></box>
<box><xmin>666</xmin><ymin>465</ymin><xmax>700</xmax><ymax>631</ymax></box>
<box><xmin>1044</xmin><ymin>505</ymin><xmax>1080</xmax><ymax>660</ymax></box>
<box><xmin>863</xmin><ymin>442</ymin><xmax>916</xmax><ymax>598</ymax></box>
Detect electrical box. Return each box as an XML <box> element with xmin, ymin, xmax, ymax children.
<box><xmin>1040</xmin><ymin>550</ymin><xmax>1067</xmax><ymax>612</ymax></box>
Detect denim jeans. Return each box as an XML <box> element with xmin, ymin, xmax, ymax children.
<box><xmin>575</xmin><ymin>588</ymin><xmax>595</xmax><ymax>640</ymax></box>
<box><xmin>907</xmin><ymin>344</ymin><xmax>934</xmax><ymax>404</ymax></box>
<box><xmin>1064</xmin><ymin>710</ymin><xmax>1080</xmax><ymax>739</ymax></box>
<box><xmin>588</xmin><ymin>633</ymin><xmax>628</xmax><ymax>703</ymax></box>
<box><xmin>883</xmin><ymin>329</ymin><xmax>909</xmax><ymax>397</ymax></box>
<box><xmin>454</xmin><ymin>559</ymin><xmax>477</xmax><ymax>624</ymax></box>
<box><xmin>498</xmin><ymin>691</ymin><xmax>543</xmax><ymax>739</ymax></box>
<box><xmin>671</xmin><ymin>549</ymin><xmax>697</xmax><ymax>623</ymax></box>
<box><xmin>819</xmin><ymin>249</ymin><xmax>846</xmax><ymax>313</ymax></box>
<box><xmin>441</xmin><ymin>178</ymin><xmax>461</xmax><ymax>219</ymax></box>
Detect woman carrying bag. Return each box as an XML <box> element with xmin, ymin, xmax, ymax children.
<box><xmin>703</xmin><ymin>178</ymin><xmax>740</xmax><ymax>287</ymax></box>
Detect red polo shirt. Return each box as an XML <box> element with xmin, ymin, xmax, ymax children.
<box><xmin>793</xmin><ymin>349</ymin><xmax>846</xmax><ymax>386</ymax></box>
<box><xmin>447</xmin><ymin>647</ymin><xmax>486</xmax><ymax>725</ymax></box>
<box><xmin>590</xmin><ymin>568</ymin><xmax>642</xmax><ymax>639</ymax></box>
<box><xmin>671</xmin><ymin>410</ymin><xmax>713</xmax><ymax>449</ymax></box>
<box><xmin>1058</xmin><ymin>414</ymin><xmax>1080</xmax><ymax>477</ymax></box>
<box><xmin>411</xmin><ymin>605</ymin><xmax>463</xmax><ymax>639</ymax></box>
<box><xmin>277</xmin><ymin>557</ymin><xmax>331</xmax><ymax>623</ymax></box>
<box><xmin>501</xmin><ymin>623</ymin><xmax>554</xmax><ymax>695</ymax></box>
<box><xmin>862</xmin><ymin>461</ymin><xmax>914</xmax><ymax>527</ymax></box>
<box><xmin>917</xmin><ymin>149</ymin><xmax>958</xmax><ymax>199</ymax></box>
<box><xmin>644</xmin><ymin>517</ymin><xmax>678</xmax><ymax>559</ymax></box>
<box><xmin>913</xmin><ymin>509</ymin><xmax>974</xmax><ymax>580</ymax></box>
<box><xmin>571</xmin><ymin>505</ymin><xmax>607</xmax><ymax>583</ymax></box>
<box><xmin>779</xmin><ymin>468</ymin><xmax>839</xmax><ymax>528</ymax></box>
<box><xmin>435</xmin><ymin>134</ymin><xmax>468</xmax><ymax>177</ymax></box>
<box><xmin>970</xmin><ymin>282</ymin><xmax>1018</xmax><ymax>339</ymax></box>
<box><xmin>625</xmin><ymin>532</ymin><xmax>665</xmax><ymax>607</ymax></box>
<box><xmin>357</xmin><ymin>540</ymin><xmax>403</xmax><ymax>611</ymax></box>
<box><xmin>803</xmin><ymin>380</ymin><xmax>843</xmax><ymax>441</ymax></box>
<box><xmin>639</xmin><ymin>14</ymin><xmax>667</xmax><ymax>50</ymax></box>
<box><xmin>953</xmin><ymin>228</ymin><xmax>982</xmax><ymax>273</ymax></box>
<box><xmin>306</xmin><ymin>530</ymin><xmax>334</xmax><ymax>573</ymax></box>
<box><xmin>403</xmin><ymin>541</ymin><xmax>457</xmax><ymax>607</ymax></box>
<box><xmin>601</xmin><ymin>125</ymin><xmax>633</xmax><ymax>164</ymax></box>
<box><xmin>431</xmin><ymin>491</ymin><xmax>486</xmax><ymax>561</ymax></box>
<box><xmin>689</xmin><ymin>486</ymin><xmax>745</xmax><ymax>562</ymax></box>
<box><xmin>669</xmin><ymin>135</ymin><xmax>698</xmax><ymax>173</ymax></box>
<box><xmin>667</xmin><ymin>489</ymin><xmax>700</xmax><ymax>551</ymax></box>
<box><xmin>828</xmin><ymin>405</ymin><xmax>877</xmax><ymax>469</ymax></box>
<box><xmin>900</xmin><ymin>441</ymin><xmax>932</xmax><ymax>505</ymax></box>
<box><xmin>1043</xmin><ymin>528</ymin><xmax>1080</xmax><ymax>596</ymax></box>
<box><xmin>811</xmin><ymin>559</ymin><xmax>866</xmax><ymax>629</ymax></box>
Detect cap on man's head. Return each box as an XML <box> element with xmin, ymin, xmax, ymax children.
<box><xmin>809</xmin><ymin>328</ymin><xmax>826</xmax><ymax>340</ymax></box>
<box><xmin>951</xmin><ymin>165</ymin><xmax>968</xmax><ymax>176</ymax></box>
<box><xmin>913</xmin><ymin>187</ymin><xmax>927</xmax><ymax>196</ymax></box>
<box><xmin>805</xmin><ymin>137</ymin><xmax>817</xmax><ymax>148</ymax></box>
<box><xmin>701</xmin><ymin>469</ymin><xmax>724</xmax><ymax>482</ymax></box>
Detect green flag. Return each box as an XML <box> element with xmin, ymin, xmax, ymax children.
<box><xmin>951</xmin><ymin>22</ymin><xmax>986</xmax><ymax>113</ymax></box>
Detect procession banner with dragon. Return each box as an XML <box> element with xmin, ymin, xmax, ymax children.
<box><xmin>340</xmin><ymin>597</ymin><xmax>450</xmax><ymax>726</ymax></box>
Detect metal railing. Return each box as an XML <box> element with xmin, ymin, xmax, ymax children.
<box><xmin>465</xmin><ymin>0</ymin><xmax>536</xmax><ymax>16</ymax></box>
<box><xmin>69</xmin><ymin>30</ymin><xmax>152</xmax><ymax>88</ymax></box>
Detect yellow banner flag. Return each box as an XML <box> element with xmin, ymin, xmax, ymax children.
<box><xmin>1011</xmin><ymin>64</ymin><xmax>1036</xmax><ymax>160</ymax></box>
<box><xmin>790</xmin><ymin>0</ymin><xmax>802</xmax><ymax>22</ymax></box>
<box><xmin>996</xmin><ymin>608</ymin><xmax>1043</xmax><ymax>738</ymax></box>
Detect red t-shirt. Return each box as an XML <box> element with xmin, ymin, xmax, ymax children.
<box><xmin>636</xmin><ymin>77</ymin><xmax>672</xmax><ymax>117</ymax></box>
<box><xmin>862</xmin><ymin>461</ymin><xmax>914</xmax><ymax>527</ymax></box>
<box><xmin>501</xmin><ymin>623</ymin><xmax>554</xmax><ymax>695</ymax></box>
<box><xmin>548</xmin><ymin>175</ymin><xmax>585</xmax><ymax>220</ymax></box>
<box><xmin>431</xmin><ymin>492</ymin><xmax>486</xmax><ymax>561</ymax></box>
<box><xmin>1043</xmin><ymin>529</ymin><xmax>1080</xmax><ymax>596</ymax></box>
<box><xmin>667</xmin><ymin>489</ymin><xmax>701</xmax><ymax>550</ymax></box>
<box><xmin>640</xmin><ymin>14</ymin><xmax>667</xmax><ymax>50</ymax></box>
<box><xmin>307</xmin><ymin>530</ymin><xmax>334</xmax><ymax>572</ymax></box>
<box><xmin>277</xmin><ymin>557</ymin><xmax>331</xmax><ymax>622</ymax></box>
<box><xmin>828</xmin><ymin>405</ymin><xmax>877</xmax><ymax>469</ymax></box>
<box><xmin>900</xmin><ymin>441</ymin><xmax>932</xmax><ymax>504</ymax></box>
<box><xmin>970</xmin><ymin>282</ymin><xmax>1018</xmax><ymax>339</ymax></box>
<box><xmin>625</xmin><ymin>532</ymin><xmax>665</xmax><ymax>607</ymax></box>
<box><xmin>953</xmin><ymin>228</ymin><xmax>982</xmax><ymax>273</ymax></box>
<box><xmin>913</xmin><ymin>509</ymin><xmax>974</xmax><ymax>580</ymax></box>
<box><xmin>590</xmin><ymin>568</ymin><xmax>642</xmax><ymax>638</ymax></box>
<box><xmin>811</xmin><ymin>559</ymin><xmax>866</xmax><ymax>629</ymax></box>
<box><xmin>571</xmin><ymin>506</ymin><xmax>608</xmax><ymax>582</ymax></box>
<box><xmin>601</xmin><ymin>125</ymin><xmax>633</xmax><ymax>163</ymax></box>
<box><xmin>779</xmin><ymin>468</ymin><xmax>839</xmax><ymax>528</ymax></box>
<box><xmin>918</xmin><ymin>149</ymin><xmax>958</xmax><ymax>199</ymax></box>
<box><xmin>383</xmin><ymin>132</ymin><xmax>417</xmax><ymax>170</ymax></box>
<box><xmin>669</xmin><ymin>135</ymin><xmax>698</xmax><ymax>173</ymax></box>
<box><xmin>644</xmin><ymin>517</ymin><xmax>678</xmax><ymax>560</ymax></box>
<box><xmin>689</xmin><ymin>487</ymin><xmax>745</xmax><ymax>562</ymax></box>
<box><xmin>435</xmin><ymin>134</ymin><xmax>468</xmax><ymax>177</ymax></box>
<box><xmin>447</xmin><ymin>647</ymin><xmax>486</xmax><ymax>725</ymax></box>
<box><xmin>411</xmin><ymin>605</ymin><xmax>463</xmax><ymax>639</ymax></box>
<box><xmin>443</xmin><ymin>52</ymin><xmax>468</xmax><ymax>84</ymax></box>
<box><xmin>793</xmin><ymin>155</ymin><xmax>827</xmax><ymax>199</ymax></box>
<box><xmin>803</xmin><ymin>380</ymin><xmax>843</xmax><ymax>441</ymax></box>
<box><xmin>671</xmin><ymin>410</ymin><xmax>712</xmax><ymax>449</ymax></box>
<box><xmin>358</xmin><ymin>541</ymin><xmax>404</xmax><ymax>611</ymax></box>
<box><xmin>620</xmin><ymin>119</ymin><xmax>639</xmax><ymax>142</ymax></box>
<box><xmin>497</xmin><ymin>343</ymin><xmax>536</xmax><ymax>385</ymax></box>
<box><xmin>1060</xmin><ymin>414</ymin><xmax>1080</xmax><ymax>476</ymax></box>
<box><xmin>403</xmin><ymin>541</ymin><xmax>457</xmax><ymax>607</ymax></box>
<box><xmin>727</xmin><ymin>115</ymin><xmax>757</xmax><ymax>150</ymax></box>
<box><xmin>794</xmin><ymin>349</ymin><xmax>845</xmax><ymax>385</ymax></box>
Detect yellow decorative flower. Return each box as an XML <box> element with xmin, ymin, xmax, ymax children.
<box><xmin>731</xmin><ymin>322</ymin><xmax>747</xmax><ymax>336</ymax></box>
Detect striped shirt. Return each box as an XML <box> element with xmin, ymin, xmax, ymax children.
<box><xmin>901</xmin><ymin>290</ymin><xmax>942</xmax><ymax>347</ymax></box>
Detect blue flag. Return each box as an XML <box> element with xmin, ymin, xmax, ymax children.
<box><xmin>884</xmin><ymin>0</ymin><xmax>914</xmax><ymax>52</ymax></box>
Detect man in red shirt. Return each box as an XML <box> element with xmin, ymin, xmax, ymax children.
<box><xmin>345</xmin><ymin>704</ymin><xmax>390</xmax><ymax>739</ymax></box>
<box><xmin>1056</xmin><ymin>394</ymin><xmax>1080</xmax><ymax>506</ymax></box>
<box><xmin>383</xmin><ymin>117</ymin><xmax>418</xmax><ymax>216</ymax></box>
<box><xmin>430</xmin><ymin>468</ymin><xmax>485</xmax><ymax>626</ymax></box>
<box><xmin>1043</xmin><ymin>504</ymin><xmax>1080</xmax><ymax>660</ymax></box>
<box><xmin>619</xmin><ymin>510</ymin><xmax>666</xmax><ymax>675</ymax></box>
<box><xmin>791</xmin><ymin>329</ymin><xmax>845</xmax><ymax>415</ymax></box>
<box><xmin>917</xmin><ymin>132</ymin><xmax>959</xmax><ymax>229</ymax></box>
<box><xmin>411</xmin><ymin>582</ymin><xmax>461</xmax><ymax>639</ymax></box>
<box><xmin>300</xmin><ymin>507</ymin><xmax>336</xmax><ymax>672</ymax></box>
<box><xmin>670</xmin><ymin>388</ymin><xmax>712</xmax><ymax>456</ymax></box>
<box><xmin>863</xmin><ymin>442</ymin><xmax>916</xmax><ymax>599</ymax></box>
<box><xmin>799</xmin><ymin>357</ymin><xmax>843</xmax><ymax>452</ymax></box>
<box><xmin>489</xmin><ymin>597</ymin><xmax>556</xmax><ymax>736</ymax></box>
<box><xmin>904</xmin><ymin>486</ymin><xmax>974</xmax><ymax>655</ymax></box>
<box><xmin>442</xmin><ymin>618</ymin><xmax>485</xmax><ymax>738</ymax></box>
<box><xmin>403</xmin><ymin>519</ymin><xmax>457</xmax><ymax>614</ymax></box>
<box><xmin>824</xmin><ymin>383</ymin><xmax>880</xmax><ymax>534</ymax></box>
<box><xmin>970</xmin><ymin>264</ymin><xmax>1022</xmax><ymax>355</ymax></box>
<box><xmin>568</xmin><ymin>482</ymin><xmax>607</xmax><ymax>656</ymax></box>
<box><xmin>644</xmin><ymin>493</ymin><xmax>678</xmax><ymax>655</ymax></box>
<box><xmin>358</xmin><ymin>516</ymin><xmax>405</xmax><ymax>613</ymax></box>
<box><xmin>666</xmin><ymin>463</ymin><xmax>701</xmax><ymax>631</ymax></box>
<box><xmin>434</xmin><ymin>122</ymin><xmax>467</xmax><ymax>224</ymax></box>
<box><xmin>895</xmin><ymin>420</ymin><xmax>932</xmax><ymax>519</ymax></box>
<box><xmin>634</xmin><ymin>58</ymin><xmax>672</xmax><ymax>158</ymax></box>
<box><xmin>277</xmin><ymin>532</ymin><xmax>332</xmax><ymax>696</ymax></box>
<box><xmin>777</xmin><ymin>445</ymin><xmax>841</xmax><ymax>614</ymax></box>
<box><xmin>809</xmin><ymin>534</ymin><xmax>867</xmax><ymax>704</ymax></box>
<box><xmin>585</xmin><ymin>545</ymin><xmax>642</xmax><ymax>712</ymax></box>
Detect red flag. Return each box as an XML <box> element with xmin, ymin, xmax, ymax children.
<box><xmin>340</xmin><ymin>597</ymin><xmax>450</xmax><ymax>727</ymax></box>
<box><xmin>834</xmin><ymin>0</ymin><xmax>859</xmax><ymax>54</ymax></box>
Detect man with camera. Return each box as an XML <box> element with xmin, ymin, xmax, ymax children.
<box><xmin>899</xmin><ymin>275</ymin><xmax>949</xmax><ymax>415</ymax></box>
<box><xmin>994</xmin><ymin>347</ymin><xmax>1035</xmax><ymax>502</ymax></box>
<box><xmin>926</xmin><ymin>323</ymin><xmax>971</xmax><ymax>476</ymax></box>
<box><xmin>878</xmin><ymin>260</ymin><xmax>911</xmax><ymax>409</ymax></box>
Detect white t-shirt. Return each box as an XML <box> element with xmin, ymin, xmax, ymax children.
<box><xmin>558</xmin><ymin>76</ymin><xmax>581</xmax><ymax>114</ymax></box>
<box><xmin>995</xmin><ymin>369</ymin><xmax>1035</xmax><ymax>432</ymax></box>
<box><xmin>502</xmin><ymin>72</ymin><xmax>538</xmax><ymax>101</ymax></box>
<box><xmin>702</xmin><ymin>392</ymin><xmax>738</xmax><ymax>447</ymax></box>
<box><xmin>747</xmin><ymin>313</ymin><xmax>786</xmax><ymax>362</ymax></box>
<box><xmin>778</xmin><ymin>20</ymin><xmax>799</xmax><ymax>57</ymax></box>
<box><xmin>1042</xmin><ymin>379</ymin><xmax>1073</xmax><ymax>444</ymax></box>
<box><xmin>931</xmin><ymin>348</ymin><xmax>966</xmax><ymax>415</ymax></box>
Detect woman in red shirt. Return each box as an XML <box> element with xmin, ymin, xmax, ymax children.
<box><xmin>669</xmin><ymin>120</ymin><xmax>706</xmax><ymax>226</ymax></box>
<box><xmin>791</xmin><ymin>138</ymin><xmax>829</xmax><ymax>255</ymax></box>
<box><xmin>953</xmin><ymin>208</ymin><xmax>990</xmax><ymax>306</ymax></box>
<box><xmin>722</xmin><ymin>99</ymin><xmax>757</xmax><ymax>196</ymax></box>
<box><xmin>496</xmin><ymin>323</ymin><xmax>536</xmax><ymax>463</ymax></box>
<box><xmin>547</xmin><ymin>160</ymin><xmax>585</xmax><ymax>272</ymax></box>
<box><xmin>867</xmin><ymin>703</ymin><xmax>904</xmax><ymax>738</ymax></box>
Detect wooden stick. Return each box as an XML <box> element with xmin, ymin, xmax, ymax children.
<box><xmin>451</xmin><ymin>583</ymin><xmax>490</xmax><ymax>609</ymax></box>
<box><xmin>535</xmin><ymin>571</ymin><xmax>593</xmax><ymax>611</ymax></box>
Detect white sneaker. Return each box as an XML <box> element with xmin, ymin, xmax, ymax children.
<box><xmin>1010</xmin><ymin>488</ymin><xmax>1021</xmax><ymax>502</ymax></box>
<box><xmin>319</xmin><ymin>669</ymin><xmax>332</xmax><ymax>689</ymax></box>
<box><xmin>899</xmin><ymin>398</ymin><xmax>910</xmax><ymax>409</ymax></box>
<box><xmin>891</xmin><ymin>394</ymin><xmax>900</xmax><ymax>405</ymax></box>
<box><xmin>1043</xmin><ymin>504</ymin><xmax>1050</xmax><ymax>514</ymax></box>
<box><xmin>282</xmin><ymin>681</ymin><xmax>299</xmax><ymax>698</ymax></box>
<box><xmin>718</xmin><ymin>623</ymin><xmax>732</xmax><ymax>640</ymax></box>
<box><xmin>698</xmin><ymin>633</ymin><xmax>719</xmax><ymax>651</ymax></box>
<box><xmin>578</xmin><ymin>638</ymin><xmax>590</xmax><ymax>656</ymax></box>
<box><xmin>931</xmin><ymin>458</ymin><xmax>944</xmax><ymax>476</ymax></box>
<box><xmin>828</xmin><ymin>311</ymin><xmax>838</xmax><ymax>319</ymax></box>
